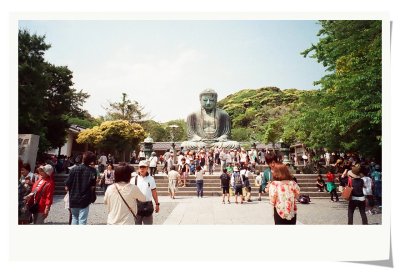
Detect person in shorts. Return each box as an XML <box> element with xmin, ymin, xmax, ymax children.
<box><xmin>220</xmin><ymin>168</ymin><xmax>231</xmax><ymax>204</ymax></box>
<box><xmin>179</xmin><ymin>158</ymin><xmax>189</xmax><ymax>187</ymax></box>
<box><xmin>231</xmin><ymin>166</ymin><xmax>244</xmax><ymax>204</ymax></box>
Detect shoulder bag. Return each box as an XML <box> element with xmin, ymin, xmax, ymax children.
<box><xmin>341</xmin><ymin>177</ymin><xmax>353</xmax><ymax>201</ymax></box>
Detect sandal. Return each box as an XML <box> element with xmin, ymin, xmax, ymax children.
<box><xmin>227</xmin><ymin>200</ymin><xmax>231</xmax><ymax>204</ymax></box>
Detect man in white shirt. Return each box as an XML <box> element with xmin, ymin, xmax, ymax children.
<box><xmin>98</xmin><ymin>153</ymin><xmax>108</xmax><ymax>173</ymax></box>
<box><xmin>148</xmin><ymin>152</ymin><xmax>158</xmax><ymax>176</ymax></box>
<box><xmin>138</xmin><ymin>149</ymin><xmax>146</xmax><ymax>161</ymax></box>
<box><xmin>130</xmin><ymin>161</ymin><xmax>160</xmax><ymax>225</ymax></box>
<box><xmin>219</xmin><ymin>149</ymin><xmax>227</xmax><ymax>171</ymax></box>
<box><xmin>162</xmin><ymin>149</ymin><xmax>172</xmax><ymax>173</ymax></box>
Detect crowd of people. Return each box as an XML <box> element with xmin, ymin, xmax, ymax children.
<box><xmin>145</xmin><ymin>147</ymin><xmax>269</xmax><ymax>177</ymax></box>
<box><xmin>315</xmin><ymin>161</ymin><xmax>382</xmax><ymax>224</ymax></box>
<box><xmin>18</xmin><ymin>147</ymin><xmax>382</xmax><ymax>226</ymax></box>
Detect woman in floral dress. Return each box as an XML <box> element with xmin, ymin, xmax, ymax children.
<box><xmin>269</xmin><ymin>162</ymin><xmax>300</xmax><ymax>225</ymax></box>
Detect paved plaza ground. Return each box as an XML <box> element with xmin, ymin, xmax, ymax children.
<box><xmin>45</xmin><ymin>195</ymin><xmax>382</xmax><ymax>225</ymax></box>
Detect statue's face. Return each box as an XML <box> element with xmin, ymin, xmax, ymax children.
<box><xmin>200</xmin><ymin>94</ymin><xmax>217</xmax><ymax>111</ymax></box>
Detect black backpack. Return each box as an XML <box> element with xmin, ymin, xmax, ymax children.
<box><xmin>298</xmin><ymin>195</ymin><xmax>311</xmax><ymax>204</ymax></box>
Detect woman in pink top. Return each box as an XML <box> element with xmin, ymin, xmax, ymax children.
<box><xmin>269</xmin><ymin>162</ymin><xmax>300</xmax><ymax>225</ymax></box>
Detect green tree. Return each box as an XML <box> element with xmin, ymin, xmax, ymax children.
<box><xmin>104</xmin><ymin>92</ymin><xmax>147</xmax><ymax>123</ymax></box>
<box><xmin>18</xmin><ymin>29</ymin><xmax>89</xmax><ymax>155</ymax></box>
<box><xmin>263</xmin><ymin>119</ymin><xmax>284</xmax><ymax>147</ymax></box>
<box><xmin>298</xmin><ymin>20</ymin><xmax>382</xmax><ymax>157</ymax></box>
<box><xmin>231</xmin><ymin>127</ymin><xmax>249</xmax><ymax>142</ymax></box>
<box><xmin>76</xmin><ymin>120</ymin><xmax>145</xmax><ymax>162</ymax></box>
<box><xmin>165</xmin><ymin>120</ymin><xmax>187</xmax><ymax>142</ymax></box>
<box><xmin>67</xmin><ymin>111</ymin><xmax>101</xmax><ymax>129</ymax></box>
<box><xmin>141</xmin><ymin>120</ymin><xmax>167</xmax><ymax>142</ymax></box>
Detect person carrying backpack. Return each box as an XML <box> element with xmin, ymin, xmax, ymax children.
<box><xmin>347</xmin><ymin>165</ymin><xmax>368</xmax><ymax>225</ymax></box>
<box><xmin>240</xmin><ymin>165</ymin><xmax>252</xmax><ymax>202</ymax></box>
<box><xmin>231</xmin><ymin>166</ymin><xmax>244</xmax><ymax>204</ymax></box>
<box><xmin>220</xmin><ymin>168</ymin><xmax>231</xmax><ymax>204</ymax></box>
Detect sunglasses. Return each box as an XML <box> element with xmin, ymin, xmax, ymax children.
<box><xmin>139</xmin><ymin>166</ymin><xmax>147</xmax><ymax>169</ymax></box>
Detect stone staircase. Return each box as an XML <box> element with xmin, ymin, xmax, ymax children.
<box><xmin>54</xmin><ymin>166</ymin><xmax>340</xmax><ymax>199</ymax></box>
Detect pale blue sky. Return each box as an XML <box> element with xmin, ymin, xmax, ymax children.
<box><xmin>19</xmin><ymin>20</ymin><xmax>326</xmax><ymax>122</ymax></box>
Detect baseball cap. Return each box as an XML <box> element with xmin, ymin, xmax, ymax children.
<box><xmin>138</xmin><ymin>160</ymin><xmax>149</xmax><ymax>167</ymax></box>
<box><xmin>39</xmin><ymin>164</ymin><xmax>54</xmax><ymax>176</ymax></box>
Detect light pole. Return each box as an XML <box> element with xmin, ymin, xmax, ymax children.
<box><xmin>168</xmin><ymin>124</ymin><xmax>179</xmax><ymax>164</ymax></box>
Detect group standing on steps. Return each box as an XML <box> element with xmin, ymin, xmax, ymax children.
<box><xmin>18</xmin><ymin>148</ymin><xmax>382</xmax><ymax>226</ymax></box>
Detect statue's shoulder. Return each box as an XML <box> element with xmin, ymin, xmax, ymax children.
<box><xmin>216</xmin><ymin>108</ymin><xmax>229</xmax><ymax>117</ymax></box>
<box><xmin>187</xmin><ymin>111</ymin><xmax>199</xmax><ymax>119</ymax></box>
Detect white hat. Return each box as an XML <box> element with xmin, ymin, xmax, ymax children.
<box><xmin>233</xmin><ymin>166</ymin><xmax>239</xmax><ymax>172</ymax></box>
<box><xmin>138</xmin><ymin>160</ymin><xmax>149</xmax><ymax>167</ymax></box>
<box><xmin>39</xmin><ymin>164</ymin><xmax>54</xmax><ymax>176</ymax></box>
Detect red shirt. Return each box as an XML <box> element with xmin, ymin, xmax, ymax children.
<box><xmin>30</xmin><ymin>176</ymin><xmax>55</xmax><ymax>213</ymax></box>
<box><xmin>326</xmin><ymin>172</ymin><xmax>335</xmax><ymax>182</ymax></box>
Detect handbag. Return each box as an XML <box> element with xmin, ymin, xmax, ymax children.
<box><xmin>136</xmin><ymin>201</ymin><xmax>154</xmax><ymax>217</ymax></box>
<box><xmin>341</xmin><ymin>178</ymin><xmax>353</xmax><ymax>201</ymax></box>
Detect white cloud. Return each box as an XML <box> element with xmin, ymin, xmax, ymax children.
<box><xmin>74</xmin><ymin>47</ymin><xmax>214</xmax><ymax>122</ymax></box>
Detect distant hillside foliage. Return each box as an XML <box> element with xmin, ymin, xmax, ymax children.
<box><xmin>218</xmin><ymin>86</ymin><xmax>308</xmax><ymax>144</ymax></box>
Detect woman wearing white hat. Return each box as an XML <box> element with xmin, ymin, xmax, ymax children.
<box><xmin>25</xmin><ymin>164</ymin><xmax>55</xmax><ymax>224</ymax></box>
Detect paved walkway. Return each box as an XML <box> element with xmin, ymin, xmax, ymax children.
<box><xmin>45</xmin><ymin>195</ymin><xmax>382</xmax><ymax>225</ymax></box>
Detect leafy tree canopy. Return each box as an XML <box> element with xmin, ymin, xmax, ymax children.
<box><xmin>18</xmin><ymin>29</ymin><xmax>89</xmax><ymax>154</ymax></box>
<box><xmin>218</xmin><ymin>87</ymin><xmax>304</xmax><ymax>143</ymax></box>
<box><xmin>104</xmin><ymin>92</ymin><xmax>147</xmax><ymax>123</ymax></box>
<box><xmin>296</xmin><ymin>20</ymin><xmax>382</xmax><ymax>157</ymax></box>
<box><xmin>140</xmin><ymin>119</ymin><xmax>187</xmax><ymax>142</ymax></box>
<box><xmin>76</xmin><ymin>120</ymin><xmax>145</xmax><ymax>154</ymax></box>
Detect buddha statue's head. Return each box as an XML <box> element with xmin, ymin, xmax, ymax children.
<box><xmin>199</xmin><ymin>89</ymin><xmax>218</xmax><ymax>112</ymax></box>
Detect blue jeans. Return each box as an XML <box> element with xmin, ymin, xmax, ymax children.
<box><xmin>196</xmin><ymin>180</ymin><xmax>204</xmax><ymax>197</ymax></box>
<box><xmin>71</xmin><ymin>206</ymin><xmax>90</xmax><ymax>225</ymax></box>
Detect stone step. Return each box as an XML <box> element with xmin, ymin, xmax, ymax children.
<box><xmin>53</xmin><ymin>174</ymin><xmax>334</xmax><ymax>199</ymax></box>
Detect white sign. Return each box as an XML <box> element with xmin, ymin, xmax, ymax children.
<box><xmin>18</xmin><ymin>134</ymin><xmax>39</xmax><ymax>170</ymax></box>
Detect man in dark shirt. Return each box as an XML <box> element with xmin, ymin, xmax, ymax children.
<box><xmin>220</xmin><ymin>168</ymin><xmax>231</xmax><ymax>204</ymax></box>
<box><xmin>65</xmin><ymin>151</ymin><xmax>97</xmax><ymax>225</ymax></box>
